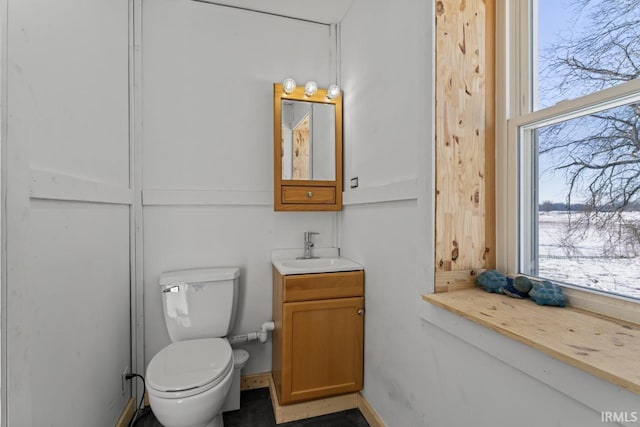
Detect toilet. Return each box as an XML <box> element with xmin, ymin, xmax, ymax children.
<box><xmin>146</xmin><ymin>267</ymin><xmax>248</xmax><ymax>427</ymax></box>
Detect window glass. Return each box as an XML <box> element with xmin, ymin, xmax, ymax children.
<box><xmin>519</xmin><ymin>100</ymin><xmax>640</xmax><ymax>299</ymax></box>
<box><xmin>535</xmin><ymin>0</ymin><xmax>640</xmax><ymax>110</ymax></box>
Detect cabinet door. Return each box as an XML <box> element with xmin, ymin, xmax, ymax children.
<box><xmin>281</xmin><ymin>297</ymin><xmax>364</xmax><ymax>404</ymax></box>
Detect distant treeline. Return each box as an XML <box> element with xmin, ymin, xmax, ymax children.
<box><xmin>539</xmin><ymin>201</ymin><xmax>640</xmax><ymax>212</ymax></box>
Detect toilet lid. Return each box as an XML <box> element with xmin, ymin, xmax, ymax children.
<box><xmin>147</xmin><ymin>338</ymin><xmax>233</xmax><ymax>393</ymax></box>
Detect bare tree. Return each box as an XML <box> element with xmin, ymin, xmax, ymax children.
<box><xmin>538</xmin><ymin>0</ymin><xmax>640</xmax><ymax>254</ymax></box>
<box><xmin>540</xmin><ymin>0</ymin><xmax>640</xmax><ymax>99</ymax></box>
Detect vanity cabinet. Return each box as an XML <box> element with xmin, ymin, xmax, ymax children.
<box><xmin>272</xmin><ymin>268</ymin><xmax>364</xmax><ymax>405</ymax></box>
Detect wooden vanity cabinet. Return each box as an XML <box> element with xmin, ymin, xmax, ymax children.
<box><xmin>272</xmin><ymin>268</ymin><xmax>364</xmax><ymax>405</ymax></box>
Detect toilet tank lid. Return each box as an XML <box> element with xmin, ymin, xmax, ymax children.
<box><xmin>159</xmin><ymin>267</ymin><xmax>240</xmax><ymax>286</ymax></box>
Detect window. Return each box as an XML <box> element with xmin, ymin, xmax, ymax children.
<box><xmin>534</xmin><ymin>0</ymin><xmax>640</xmax><ymax>110</ymax></box>
<box><xmin>503</xmin><ymin>0</ymin><xmax>640</xmax><ymax>301</ymax></box>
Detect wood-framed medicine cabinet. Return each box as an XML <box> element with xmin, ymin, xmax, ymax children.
<box><xmin>273</xmin><ymin>83</ymin><xmax>343</xmax><ymax>211</ymax></box>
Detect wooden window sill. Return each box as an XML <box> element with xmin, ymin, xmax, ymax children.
<box><xmin>422</xmin><ymin>288</ymin><xmax>640</xmax><ymax>395</ymax></box>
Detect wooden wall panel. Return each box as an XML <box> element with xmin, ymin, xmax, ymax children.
<box><xmin>435</xmin><ymin>0</ymin><xmax>495</xmax><ymax>288</ymax></box>
<box><xmin>292</xmin><ymin>115</ymin><xmax>310</xmax><ymax>179</ymax></box>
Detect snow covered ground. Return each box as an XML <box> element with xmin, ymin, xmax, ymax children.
<box><xmin>537</xmin><ymin>211</ymin><xmax>640</xmax><ymax>299</ymax></box>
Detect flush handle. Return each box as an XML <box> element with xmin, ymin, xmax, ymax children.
<box><xmin>357</xmin><ymin>309</ymin><xmax>365</xmax><ymax>316</ymax></box>
<box><xmin>163</xmin><ymin>285</ymin><xmax>181</xmax><ymax>293</ymax></box>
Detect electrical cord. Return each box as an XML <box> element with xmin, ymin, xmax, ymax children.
<box><xmin>126</xmin><ymin>373</ymin><xmax>146</xmax><ymax>427</ymax></box>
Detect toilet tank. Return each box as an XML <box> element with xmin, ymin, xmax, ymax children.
<box><xmin>159</xmin><ymin>267</ymin><xmax>240</xmax><ymax>342</ymax></box>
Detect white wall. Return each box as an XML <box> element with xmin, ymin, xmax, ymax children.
<box><xmin>141</xmin><ymin>0</ymin><xmax>338</xmax><ymax>374</ymax></box>
<box><xmin>341</xmin><ymin>0</ymin><xmax>421</xmax><ymax>189</ymax></box>
<box><xmin>340</xmin><ymin>1</ymin><xmax>640</xmax><ymax>426</ymax></box>
<box><xmin>3</xmin><ymin>0</ymin><xmax>132</xmax><ymax>425</ymax></box>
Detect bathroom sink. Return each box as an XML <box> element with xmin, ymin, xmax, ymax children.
<box><xmin>273</xmin><ymin>256</ymin><xmax>363</xmax><ymax>275</ymax></box>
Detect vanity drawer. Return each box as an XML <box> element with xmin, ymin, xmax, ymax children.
<box><xmin>283</xmin><ymin>271</ymin><xmax>364</xmax><ymax>302</ymax></box>
<box><xmin>282</xmin><ymin>186</ymin><xmax>336</xmax><ymax>204</ymax></box>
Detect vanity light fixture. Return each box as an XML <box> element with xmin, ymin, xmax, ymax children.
<box><xmin>326</xmin><ymin>84</ymin><xmax>341</xmax><ymax>100</ymax></box>
<box><xmin>282</xmin><ymin>78</ymin><xmax>297</xmax><ymax>94</ymax></box>
<box><xmin>282</xmin><ymin>78</ymin><xmax>341</xmax><ymax>99</ymax></box>
<box><xmin>304</xmin><ymin>81</ymin><xmax>318</xmax><ymax>97</ymax></box>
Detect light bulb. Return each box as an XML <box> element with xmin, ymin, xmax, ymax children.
<box><xmin>326</xmin><ymin>84</ymin><xmax>341</xmax><ymax>99</ymax></box>
<box><xmin>282</xmin><ymin>78</ymin><xmax>296</xmax><ymax>94</ymax></box>
<box><xmin>304</xmin><ymin>81</ymin><xmax>318</xmax><ymax>97</ymax></box>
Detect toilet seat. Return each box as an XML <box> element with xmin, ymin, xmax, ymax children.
<box><xmin>146</xmin><ymin>338</ymin><xmax>233</xmax><ymax>399</ymax></box>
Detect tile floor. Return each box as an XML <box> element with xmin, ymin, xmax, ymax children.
<box><xmin>132</xmin><ymin>388</ymin><xmax>370</xmax><ymax>427</ymax></box>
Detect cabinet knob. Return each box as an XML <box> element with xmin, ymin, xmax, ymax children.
<box><xmin>357</xmin><ymin>309</ymin><xmax>365</xmax><ymax>316</ymax></box>
<box><xmin>307</xmin><ymin>191</ymin><xmax>313</xmax><ymax>198</ymax></box>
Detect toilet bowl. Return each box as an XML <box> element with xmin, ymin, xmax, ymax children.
<box><xmin>147</xmin><ymin>267</ymin><xmax>244</xmax><ymax>427</ymax></box>
<box><xmin>222</xmin><ymin>348</ymin><xmax>250</xmax><ymax>412</ymax></box>
<box><xmin>147</xmin><ymin>338</ymin><xmax>234</xmax><ymax>427</ymax></box>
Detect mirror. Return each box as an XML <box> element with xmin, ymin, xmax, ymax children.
<box><xmin>273</xmin><ymin>83</ymin><xmax>343</xmax><ymax>211</ymax></box>
<box><xmin>280</xmin><ymin>100</ymin><xmax>335</xmax><ymax>181</ymax></box>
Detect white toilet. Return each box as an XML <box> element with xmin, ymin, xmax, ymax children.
<box><xmin>146</xmin><ymin>267</ymin><xmax>248</xmax><ymax>427</ymax></box>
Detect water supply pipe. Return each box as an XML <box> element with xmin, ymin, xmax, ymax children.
<box><xmin>227</xmin><ymin>321</ymin><xmax>275</xmax><ymax>345</ymax></box>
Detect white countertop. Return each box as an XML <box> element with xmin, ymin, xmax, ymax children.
<box><xmin>271</xmin><ymin>248</ymin><xmax>363</xmax><ymax>275</ymax></box>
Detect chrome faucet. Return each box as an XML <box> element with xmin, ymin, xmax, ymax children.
<box><xmin>302</xmin><ymin>231</ymin><xmax>319</xmax><ymax>259</ymax></box>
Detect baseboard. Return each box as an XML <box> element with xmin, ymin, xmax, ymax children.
<box><xmin>240</xmin><ymin>372</ymin><xmax>271</xmax><ymax>391</ymax></box>
<box><xmin>357</xmin><ymin>393</ymin><xmax>385</xmax><ymax>427</ymax></box>
<box><xmin>114</xmin><ymin>398</ymin><xmax>136</xmax><ymax>427</ymax></box>
<box><xmin>268</xmin><ymin>374</ymin><xmax>358</xmax><ymax>424</ymax></box>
